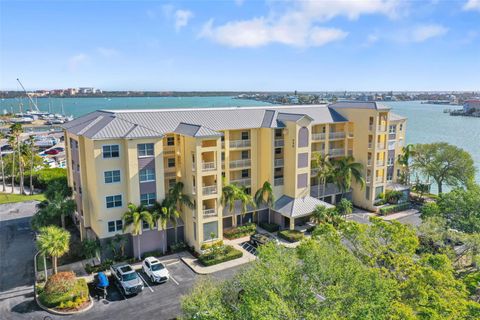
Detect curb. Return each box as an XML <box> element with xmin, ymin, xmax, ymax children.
<box><xmin>35</xmin><ymin>294</ymin><xmax>94</xmax><ymax>316</ymax></box>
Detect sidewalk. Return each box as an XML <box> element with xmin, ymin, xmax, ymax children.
<box><xmin>179</xmin><ymin>239</ymin><xmax>256</xmax><ymax>275</ymax></box>
<box><xmin>380</xmin><ymin>208</ymin><xmax>419</xmax><ymax>221</ymax></box>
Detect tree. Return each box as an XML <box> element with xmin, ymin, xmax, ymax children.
<box><xmin>311</xmin><ymin>152</ymin><xmax>333</xmax><ymax>199</ymax></box>
<box><xmin>397</xmin><ymin>143</ymin><xmax>415</xmax><ymax>185</ymax></box>
<box><xmin>36</xmin><ymin>225</ymin><xmax>70</xmax><ymax>274</ymax></box>
<box><xmin>9</xmin><ymin>123</ymin><xmax>23</xmax><ymax>194</ymax></box>
<box><xmin>331</xmin><ymin>156</ymin><xmax>365</xmax><ymax>198</ymax></box>
<box><xmin>151</xmin><ymin>201</ymin><xmax>170</xmax><ymax>254</ymax></box>
<box><xmin>254</xmin><ymin>181</ymin><xmax>274</xmax><ymax>223</ymax></box>
<box><xmin>412</xmin><ymin>143</ymin><xmax>475</xmax><ymax>194</ymax></box>
<box><xmin>311</xmin><ymin>205</ymin><xmax>342</xmax><ymax>227</ymax></box>
<box><xmin>420</xmin><ymin>202</ymin><xmax>441</xmax><ymax>220</ymax></box>
<box><xmin>122</xmin><ymin>203</ymin><xmax>153</xmax><ymax>260</ymax></box>
<box><xmin>8</xmin><ymin>135</ymin><xmax>16</xmax><ymax>193</ymax></box>
<box><xmin>221</xmin><ymin>180</ymin><xmax>256</xmax><ymax>226</ymax></box>
<box><xmin>27</xmin><ymin>135</ymin><xmax>37</xmax><ymax>195</ymax></box>
<box><xmin>0</xmin><ymin>131</ymin><xmax>6</xmax><ymax>192</ymax></box>
<box><xmin>33</xmin><ymin>182</ymin><xmax>76</xmax><ymax>229</ymax></box>
<box><xmin>435</xmin><ymin>187</ymin><xmax>480</xmax><ymax>234</ymax></box>
<box><xmin>165</xmin><ymin>182</ymin><xmax>193</xmax><ymax>244</ymax></box>
<box><xmin>336</xmin><ymin>198</ymin><xmax>353</xmax><ymax>219</ymax></box>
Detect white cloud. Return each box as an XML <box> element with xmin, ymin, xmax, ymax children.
<box><xmin>199</xmin><ymin>0</ymin><xmax>403</xmax><ymax>48</ymax></box>
<box><xmin>463</xmin><ymin>0</ymin><xmax>480</xmax><ymax>11</ymax></box>
<box><xmin>174</xmin><ymin>9</ymin><xmax>193</xmax><ymax>31</ymax></box>
<box><xmin>68</xmin><ymin>53</ymin><xmax>88</xmax><ymax>71</ymax></box>
<box><xmin>97</xmin><ymin>47</ymin><xmax>119</xmax><ymax>57</ymax></box>
<box><xmin>411</xmin><ymin>24</ymin><xmax>448</xmax><ymax>42</ymax></box>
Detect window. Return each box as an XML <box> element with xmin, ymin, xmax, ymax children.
<box><xmin>221</xmin><ymin>152</ymin><xmax>225</xmax><ymax>161</ymax></box>
<box><xmin>241</xmin><ymin>150</ymin><xmax>249</xmax><ymax>159</ymax></box>
<box><xmin>139</xmin><ymin>168</ymin><xmax>155</xmax><ymax>182</ymax></box>
<box><xmin>399</xmin><ymin>124</ymin><xmax>403</xmax><ymax>131</ymax></box>
<box><xmin>79</xmin><ymin>187</ymin><xmax>82</xmax><ymax>195</ymax></box>
<box><xmin>106</xmin><ymin>195</ymin><xmax>122</xmax><ymax>208</ymax></box>
<box><xmin>365</xmin><ymin>186</ymin><xmax>370</xmax><ymax>200</ymax></box>
<box><xmin>142</xmin><ymin>219</ymin><xmax>157</xmax><ymax>230</ymax></box>
<box><xmin>167</xmin><ymin>158</ymin><xmax>175</xmax><ymax>168</ymax></box>
<box><xmin>104</xmin><ymin>170</ymin><xmax>121</xmax><ymax>183</ymax></box>
<box><xmin>388</xmin><ymin>157</ymin><xmax>394</xmax><ymax>166</ymax></box>
<box><xmin>140</xmin><ymin>193</ymin><xmax>156</xmax><ymax>206</ymax></box>
<box><xmin>193</xmin><ymin>222</ymin><xmax>197</xmax><ymax>240</ymax></box>
<box><xmin>387</xmin><ymin>172</ymin><xmax>393</xmax><ymax>181</ymax></box>
<box><xmin>168</xmin><ymin>179</ymin><xmax>176</xmax><ymax>189</ymax></box>
<box><xmin>103</xmin><ymin>145</ymin><xmax>120</xmax><ymax>158</ymax></box>
<box><xmin>241</xmin><ymin>169</ymin><xmax>249</xmax><ymax>178</ymax></box>
<box><xmin>138</xmin><ymin>143</ymin><xmax>154</xmax><ymax>157</ymax></box>
<box><xmin>76</xmin><ymin>164</ymin><xmax>80</xmax><ymax>172</ymax></box>
<box><xmin>241</xmin><ymin>131</ymin><xmax>249</xmax><ymax>140</ymax></box>
<box><xmin>375</xmin><ymin>186</ymin><xmax>384</xmax><ymax>199</ymax></box>
<box><xmin>108</xmin><ymin>219</ymin><xmax>123</xmax><ymax>232</ymax></box>
<box><xmin>203</xmin><ymin>221</ymin><xmax>218</xmax><ymax>241</ymax></box>
<box><xmin>275</xmin><ymin>129</ymin><xmax>282</xmax><ymax>138</ymax></box>
<box><xmin>389</xmin><ymin>125</ymin><xmax>396</xmax><ymax>133</ymax></box>
<box><xmin>275</xmin><ymin>148</ymin><xmax>282</xmax><ymax>155</ymax></box>
<box><xmin>166</xmin><ymin>137</ymin><xmax>175</xmax><ymax>146</ymax></box>
<box><xmin>298</xmin><ymin>127</ymin><xmax>309</xmax><ymax>148</ymax></box>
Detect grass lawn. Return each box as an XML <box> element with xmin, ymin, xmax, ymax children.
<box><xmin>0</xmin><ymin>192</ymin><xmax>45</xmax><ymax>204</ymax></box>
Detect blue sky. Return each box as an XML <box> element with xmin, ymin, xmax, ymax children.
<box><xmin>1</xmin><ymin>0</ymin><xmax>479</xmax><ymax>91</ymax></box>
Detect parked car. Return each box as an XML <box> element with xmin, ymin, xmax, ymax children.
<box><xmin>250</xmin><ymin>233</ymin><xmax>278</xmax><ymax>247</ymax></box>
<box><xmin>44</xmin><ymin>149</ymin><xmax>60</xmax><ymax>155</ymax></box>
<box><xmin>52</xmin><ymin>147</ymin><xmax>64</xmax><ymax>152</ymax></box>
<box><xmin>110</xmin><ymin>263</ymin><xmax>144</xmax><ymax>296</ymax></box>
<box><xmin>142</xmin><ymin>257</ymin><xmax>169</xmax><ymax>283</ymax></box>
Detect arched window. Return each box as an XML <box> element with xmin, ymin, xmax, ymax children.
<box><xmin>298</xmin><ymin>127</ymin><xmax>309</xmax><ymax>147</ymax></box>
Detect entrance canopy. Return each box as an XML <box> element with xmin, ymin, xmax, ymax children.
<box><xmin>274</xmin><ymin>195</ymin><xmax>334</xmax><ymax>219</ymax></box>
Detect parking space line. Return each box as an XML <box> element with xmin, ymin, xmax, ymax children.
<box><xmin>170</xmin><ymin>276</ymin><xmax>179</xmax><ymax>286</ymax></box>
<box><xmin>138</xmin><ymin>273</ymin><xmax>154</xmax><ymax>292</ymax></box>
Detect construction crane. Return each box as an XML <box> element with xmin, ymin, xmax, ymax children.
<box><xmin>16</xmin><ymin>78</ymin><xmax>40</xmax><ymax>112</ymax></box>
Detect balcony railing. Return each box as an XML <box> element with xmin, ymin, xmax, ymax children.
<box><xmin>329</xmin><ymin>148</ymin><xmax>344</xmax><ymax>156</ymax></box>
<box><xmin>375</xmin><ymin>176</ymin><xmax>384</xmax><ymax>183</ymax></box>
<box><xmin>202</xmin><ymin>162</ymin><xmax>216</xmax><ymax>171</ymax></box>
<box><xmin>366</xmin><ymin>176</ymin><xmax>372</xmax><ymax>183</ymax></box>
<box><xmin>311</xmin><ymin>167</ymin><xmax>319</xmax><ymax>176</ymax></box>
<box><xmin>377</xmin><ymin>143</ymin><xmax>386</xmax><ymax>150</ymax></box>
<box><xmin>368</xmin><ymin>142</ymin><xmax>373</xmax><ymax>149</ymax></box>
<box><xmin>376</xmin><ymin>160</ymin><xmax>385</xmax><ymax>167</ymax></box>
<box><xmin>347</xmin><ymin>132</ymin><xmax>354</xmax><ymax>138</ymax></box>
<box><xmin>274</xmin><ymin>139</ymin><xmax>284</xmax><ymax>147</ymax></box>
<box><xmin>274</xmin><ymin>177</ymin><xmax>284</xmax><ymax>186</ymax></box>
<box><xmin>388</xmin><ymin>133</ymin><xmax>396</xmax><ymax>141</ymax></box>
<box><xmin>367</xmin><ymin>159</ymin><xmax>372</xmax><ymax>166</ymax></box>
<box><xmin>274</xmin><ymin>159</ymin><xmax>284</xmax><ymax>167</ymax></box>
<box><xmin>369</xmin><ymin>124</ymin><xmax>374</xmax><ymax>131</ymax></box>
<box><xmin>377</xmin><ymin>125</ymin><xmax>387</xmax><ymax>132</ymax></box>
<box><xmin>347</xmin><ymin>149</ymin><xmax>353</xmax><ymax>156</ymax></box>
<box><xmin>230</xmin><ymin>159</ymin><xmax>251</xmax><ymax>169</ymax></box>
<box><xmin>312</xmin><ymin>133</ymin><xmax>326</xmax><ymax>141</ymax></box>
<box><xmin>164</xmin><ymin>171</ymin><xmax>176</xmax><ymax>178</ymax></box>
<box><xmin>230</xmin><ymin>178</ymin><xmax>251</xmax><ymax>187</ymax></box>
<box><xmin>329</xmin><ymin>132</ymin><xmax>346</xmax><ymax>139</ymax></box>
<box><xmin>203</xmin><ymin>208</ymin><xmax>217</xmax><ymax>217</ymax></box>
<box><xmin>202</xmin><ymin>185</ymin><xmax>217</xmax><ymax>195</ymax></box>
<box><xmin>229</xmin><ymin>139</ymin><xmax>251</xmax><ymax>148</ymax></box>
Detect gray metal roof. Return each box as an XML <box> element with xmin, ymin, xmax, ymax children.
<box><xmin>330</xmin><ymin>101</ymin><xmax>390</xmax><ymax>110</ymax></box>
<box><xmin>174</xmin><ymin>123</ymin><xmax>223</xmax><ymax>138</ymax></box>
<box><xmin>63</xmin><ymin>104</ymin><xmax>360</xmax><ymax>140</ymax></box>
<box><xmin>274</xmin><ymin>195</ymin><xmax>334</xmax><ymax>218</ymax></box>
<box><xmin>389</xmin><ymin>113</ymin><xmax>407</xmax><ymax>121</ymax></box>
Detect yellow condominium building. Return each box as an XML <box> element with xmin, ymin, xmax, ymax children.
<box><xmin>63</xmin><ymin>102</ymin><xmax>407</xmax><ymax>257</ymax></box>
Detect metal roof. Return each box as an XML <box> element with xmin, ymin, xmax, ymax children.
<box><xmin>330</xmin><ymin>101</ymin><xmax>390</xmax><ymax>110</ymax></box>
<box><xmin>389</xmin><ymin>113</ymin><xmax>407</xmax><ymax>121</ymax></box>
<box><xmin>274</xmin><ymin>195</ymin><xmax>334</xmax><ymax>218</ymax></box>
<box><xmin>63</xmin><ymin>104</ymin><xmax>367</xmax><ymax>140</ymax></box>
<box><xmin>174</xmin><ymin>123</ymin><xmax>223</xmax><ymax>138</ymax></box>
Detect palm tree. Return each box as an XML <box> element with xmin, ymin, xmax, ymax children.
<box><xmin>236</xmin><ymin>186</ymin><xmax>256</xmax><ymax>225</ymax></box>
<box><xmin>331</xmin><ymin>156</ymin><xmax>365</xmax><ymax>198</ymax></box>
<box><xmin>311</xmin><ymin>205</ymin><xmax>341</xmax><ymax>227</ymax></box>
<box><xmin>36</xmin><ymin>186</ymin><xmax>76</xmax><ymax>229</ymax></box>
<box><xmin>311</xmin><ymin>152</ymin><xmax>333</xmax><ymax>199</ymax></box>
<box><xmin>27</xmin><ymin>135</ymin><xmax>37</xmax><ymax>195</ymax></box>
<box><xmin>122</xmin><ymin>203</ymin><xmax>154</xmax><ymax>260</ymax></box>
<box><xmin>165</xmin><ymin>182</ymin><xmax>193</xmax><ymax>243</ymax></box>
<box><xmin>36</xmin><ymin>225</ymin><xmax>70</xmax><ymax>274</ymax></box>
<box><xmin>254</xmin><ymin>181</ymin><xmax>274</xmax><ymax>223</ymax></box>
<box><xmin>397</xmin><ymin>144</ymin><xmax>415</xmax><ymax>185</ymax></box>
<box><xmin>336</xmin><ymin>198</ymin><xmax>353</xmax><ymax>220</ymax></box>
<box><xmin>221</xmin><ymin>180</ymin><xmax>255</xmax><ymax>226</ymax></box>
<box><xmin>152</xmin><ymin>201</ymin><xmax>170</xmax><ymax>254</ymax></box>
<box><xmin>9</xmin><ymin>123</ymin><xmax>23</xmax><ymax>194</ymax></box>
<box><xmin>0</xmin><ymin>132</ymin><xmax>6</xmax><ymax>192</ymax></box>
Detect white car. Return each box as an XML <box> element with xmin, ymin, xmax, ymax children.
<box><xmin>142</xmin><ymin>257</ymin><xmax>170</xmax><ymax>283</ymax></box>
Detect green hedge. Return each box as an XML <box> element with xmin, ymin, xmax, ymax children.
<box><xmin>259</xmin><ymin>222</ymin><xmax>280</xmax><ymax>233</ymax></box>
<box><xmin>198</xmin><ymin>245</ymin><xmax>243</xmax><ymax>266</ymax></box>
<box><xmin>27</xmin><ymin>168</ymin><xmax>67</xmax><ymax>190</ymax></box>
<box><xmin>201</xmin><ymin>240</ymin><xmax>224</xmax><ymax>250</ymax></box>
<box><xmin>379</xmin><ymin>202</ymin><xmax>411</xmax><ymax>216</ymax></box>
<box><xmin>277</xmin><ymin>230</ymin><xmax>304</xmax><ymax>243</ymax></box>
<box><xmin>223</xmin><ymin>223</ymin><xmax>257</xmax><ymax>239</ymax></box>
<box><xmin>39</xmin><ymin>276</ymin><xmax>88</xmax><ymax>308</ymax></box>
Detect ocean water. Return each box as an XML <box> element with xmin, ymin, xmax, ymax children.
<box><xmin>1</xmin><ymin>97</ymin><xmax>479</xmax><ymax>183</ymax></box>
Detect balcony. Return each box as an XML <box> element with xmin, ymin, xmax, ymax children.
<box><xmin>311</xmin><ymin>167</ymin><xmax>319</xmax><ymax>176</ymax></box>
<box><xmin>202</xmin><ymin>162</ymin><xmax>216</xmax><ymax>172</ymax></box>
<box><xmin>202</xmin><ymin>185</ymin><xmax>217</xmax><ymax>195</ymax></box>
<box><xmin>369</xmin><ymin>124</ymin><xmax>374</xmax><ymax>131</ymax></box>
<box><xmin>312</xmin><ymin>133</ymin><xmax>326</xmax><ymax>141</ymax></box>
<box><xmin>368</xmin><ymin>142</ymin><xmax>373</xmax><ymax>149</ymax></box>
<box><xmin>230</xmin><ymin>178</ymin><xmax>251</xmax><ymax>187</ymax></box>
<box><xmin>367</xmin><ymin>159</ymin><xmax>372</xmax><ymax>166</ymax></box>
<box><xmin>230</xmin><ymin>139</ymin><xmax>251</xmax><ymax>149</ymax></box>
<box><xmin>389</xmin><ymin>133</ymin><xmax>396</xmax><ymax>141</ymax></box>
<box><xmin>366</xmin><ymin>176</ymin><xmax>372</xmax><ymax>183</ymax></box>
<box><xmin>375</xmin><ymin>176</ymin><xmax>384</xmax><ymax>183</ymax></box>
<box><xmin>274</xmin><ymin>177</ymin><xmax>284</xmax><ymax>186</ymax></box>
<box><xmin>274</xmin><ymin>139</ymin><xmax>284</xmax><ymax>147</ymax></box>
<box><xmin>329</xmin><ymin>132</ymin><xmax>346</xmax><ymax>140</ymax></box>
<box><xmin>377</xmin><ymin>143</ymin><xmax>386</xmax><ymax>150</ymax></box>
<box><xmin>164</xmin><ymin>171</ymin><xmax>177</xmax><ymax>178</ymax></box>
<box><xmin>230</xmin><ymin>159</ymin><xmax>251</xmax><ymax>169</ymax></box>
<box><xmin>329</xmin><ymin>148</ymin><xmax>344</xmax><ymax>156</ymax></box>
<box><xmin>376</xmin><ymin>160</ymin><xmax>385</xmax><ymax>167</ymax></box>
<box><xmin>347</xmin><ymin>132</ymin><xmax>354</xmax><ymax>138</ymax></box>
<box><xmin>203</xmin><ymin>208</ymin><xmax>217</xmax><ymax>218</ymax></box>
<box><xmin>274</xmin><ymin>159</ymin><xmax>284</xmax><ymax>167</ymax></box>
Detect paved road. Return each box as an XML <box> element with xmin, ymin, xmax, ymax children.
<box><xmin>0</xmin><ymin>201</ymin><xmax>244</xmax><ymax>320</ymax></box>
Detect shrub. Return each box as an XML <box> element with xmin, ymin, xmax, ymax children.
<box><xmin>198</xmin><ymin>245</ymin><xmax>243</xmax><ymax>266</ymax></box>
<box><xmin>259</xmin><ymin>222</ymin><xmax>280</xmax><ymax>233</ymax></box>
<box><xmin>277</xmin><ymin>230</ymin><xmax>304</xmax><ymax>243</ymax></box>
<box><xmin>85</xmin><ymin>259</ymin><xmax>113</xmax><ymax>274</ymax></box>
<box><xmin>170</xmin><ymin>242</ymin><xmax>187</xmax><ymax>253</ymax></box>
<box><xmin>33</xmin><ymin>168</ymin><xmax>67</xmax><ymax>190</ymax></box>
<box><xmin>44</xmin><ymin>272</ymin><xmax>76</xmax><ymax>295</ymax></box>
<box><xmin>223</xmin><ymin>223</ymin><xmax>257</xmax><ymax>239</ymax></box>
<box><xmin>141</xmin><ymin>250</ymin><xmax>163</xmax><ymax>259</ymax></box>
<box><xmin>39</xmin><ymin>276</ymin><xmax>88</xmax><ymax>309</ymax></box>
<box><xmin>201</xmin><ymin>240</ymin><xmax>224</xmax><ymax>250</ymax></box>
<box><xmin>379</xmin><ymin>203</ymin><xmax>411</xmax><ymax>216</ymax></box>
